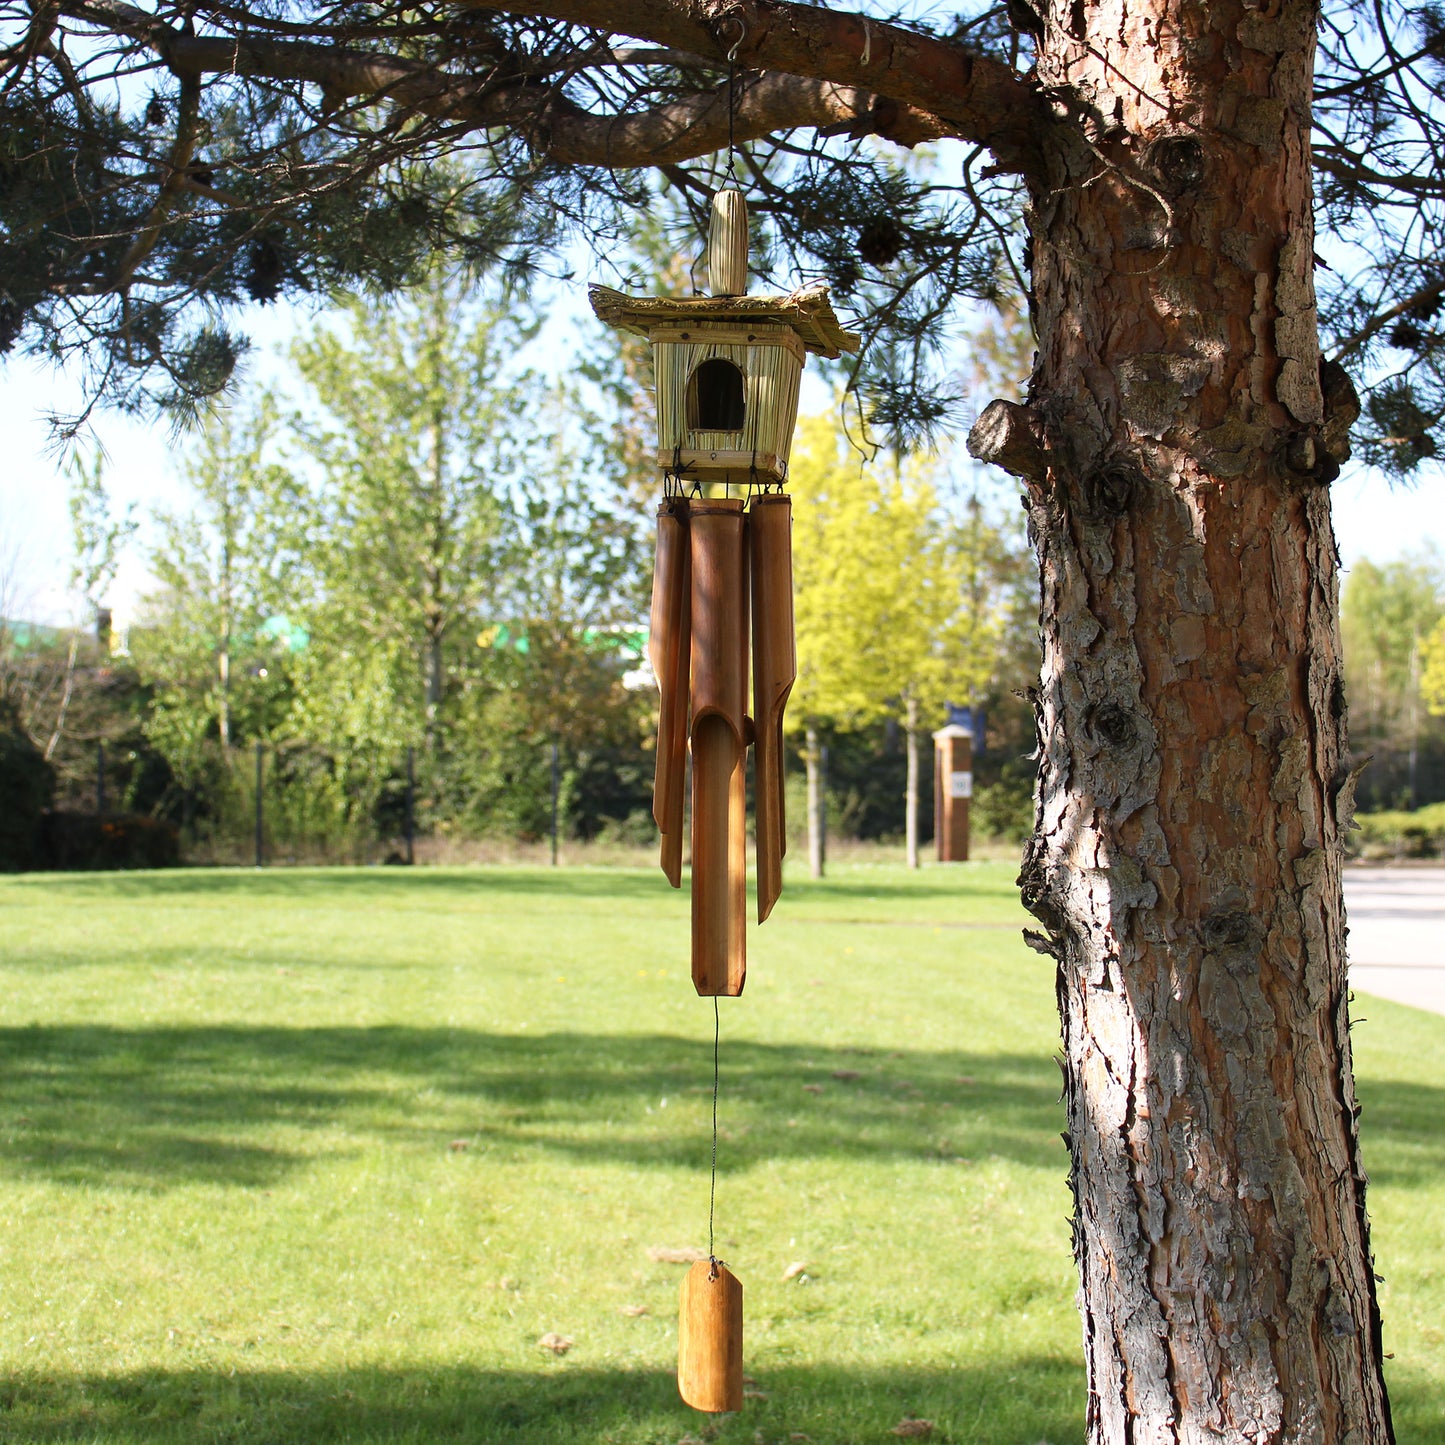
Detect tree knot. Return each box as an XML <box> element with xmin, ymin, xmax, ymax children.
<box><xmin>1274</xmin><ymin>429</ymin><xmax>1340</xmax><ymax>486</ymax></box>
<box><xmin>1085</xmin><ymin>702</ymin><xmax>1139</xmax><ymax>751</ymax></box>
<box><xmin>1143</xmin><ymin>135</ymin><xmax>1206</xmax><ymax>197</ymax></box>
<box><xmin>1081</xmin><ymin>457</ymin><xmax>1145</xmax><ymax>520</ymax></box>
<box><xmin>1200</xmin><ymin>910</ymin><xmax>1254</xmax><ymax>951</ymax></box>
<box><xmin>967</xmin><ymin>399</ymin><xmax>1046</xmax><ymax>483</ymax></box>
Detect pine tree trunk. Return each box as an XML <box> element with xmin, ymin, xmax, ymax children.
<box><xmin>805</xmin><ymin>723</ymin><xmax>825</xmax><ymax>879</ymax></box>
<box><xmin>905</xmin><ymin>694</ymin><xmax>920</xmax><ymax>870</ymax></box>
<box><xmin>972</xmin><ymin>3</ymin><xmax>1394</xmax><ymax>1439</ymax></box>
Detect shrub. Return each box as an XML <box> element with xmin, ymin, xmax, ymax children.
<box><xmin>1350</xmin><ymin>801</ymin><xmax>1445</xmax><ymax>860</ymax></box>
<box><xmin>0</xmin><ymin>708</ymin><xmax>55</xmax><ymax>870</ymax></box>
<box><xmin>40</xmin><ymin>812</ymin><xmax>181</xmax><ymax>871</ymax></box>
<box><xmin>973</xmin><ymin>774</ymin><xmax>1034</xmax><ymax>843</ymax></box>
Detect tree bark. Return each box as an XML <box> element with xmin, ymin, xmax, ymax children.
<box><xmin>805</xmin><ymin>723</ymin><xmax>826</xmax><ymax>879</ymax></box>
<box><xmin>905</xmin><ymin>693</ymin><xmax>920</xmax><ymax>870</ymax></box>
<box><xmin>987</xmin><ymin>2</ymin><xmax>1394</xmax><ymax>1440</ymax></box>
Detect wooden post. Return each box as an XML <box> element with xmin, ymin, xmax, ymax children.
<box><xmin>678</xmin><ymin>1259</ymin><xmax>743</xmax><ymax>1413</ymax></box>
<box><xmin>933</xmin><ymin>724</ymin><xmax>972</xmax><ymax>863</ymax></box>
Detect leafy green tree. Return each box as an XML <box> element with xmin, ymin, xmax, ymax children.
<box><xmin>281</xmin><ymin>267</ymin><xmax>536</xmax><ymax>817</ymax></box>
<box><xmin>790</xmin><ymin>412</ymin><xmax>906</xmax><ymax>876</ymax></box>
<box><xmin>44</xmin><ymin>455</ymin><xmax>137</xmax><ymax>765</ymax></box>
<box><xmin>132</xmin><ymin>397</ymin><xmax>293</xmax><ymax>772</ymax></box>
<box><xmin>455</xmin><ymin>378</ymin><xmax>650</xmax><ymax>838</ymax></box>
<box><xmin>1341</xmin><ymin>548</ymin><xmax>1445</xmax><ymax>809</ymax></box>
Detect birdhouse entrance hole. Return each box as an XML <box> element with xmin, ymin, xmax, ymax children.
<box><xmin>687</xmin><ymin>358</ymin><xmax>746</xmax><ymax>432</ymax></box>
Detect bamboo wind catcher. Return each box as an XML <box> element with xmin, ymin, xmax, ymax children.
<box><xmin>591</xmin><ymin>190</ymin><xmax>858</xmax><ymax>993</ymax></box>
<box><xmin>589</xmin><ymin>186</ymin><xmax>857</xmax><ymax>1417</ymax></box>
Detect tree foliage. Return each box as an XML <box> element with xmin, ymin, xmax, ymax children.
<box><xmin>281</xmin><ymin>267</ymin><xmax>527</xmax><ymax>774</ymax></box>
<box><xmin>126</xmin><ymin>268</ymin><xmax>651</xmax><ymax>840</ymax></box>
<box><xmin>1423</xmin><ymin>613</ymin><xmax>1445</xmax><ymax>717</ymax></box>
<box><xmin>2</xmin><ymin>0</ymin><xmax>1439</xmax><ymax>467</ymax></box>
<box><xmin>132</xmin><ymin>395</ymin><xmax>293</xmax><ymax>768</ymax></box>
<box><xmin>1342</xmin><ymin>545</ymin><xmax>1445</xmax><ymax>806</ymax></box>
<box><xmin>788</xmin><ymin>409</ymin><xmax>1027</xmax><ymax>729</ymax></box>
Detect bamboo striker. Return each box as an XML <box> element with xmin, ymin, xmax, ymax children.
<box><xmin>688</xmin><ymin>499</ymin><xmax>748</xmax><ymax>997</ymax></box>
<box><xmin>678</xmin><ymin>1260</ymin><xmax>743</xmax><ymax>1413</ymax></box>
<box><xmin>650</xmin><ymin>500</ymin><xmax>691</xmax><ymax>887</ymax></box>
<box><xmin>748</xmin><ymin>495</ymin><xmax>795</xmax><ymax>923</ymax></box>
<box><xmin>707</xmin><ymin>190</ymin><xmax>749</xmax><ymax>298</ymax></box>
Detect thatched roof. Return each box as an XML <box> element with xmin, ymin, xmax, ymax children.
<box><xmin>588</xmin><ymin>282</ymin><xmax>861</xmax><ymax>359</ymax></box>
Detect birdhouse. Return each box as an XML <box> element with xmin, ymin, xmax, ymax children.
<box><xmin>589</xmin><ymin>191</ymin><xmax>858</xmax><ymax>487</ymax></box>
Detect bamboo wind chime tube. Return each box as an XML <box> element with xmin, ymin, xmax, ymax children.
<box><xmin>748</xmin><ymin>495</ymin><xmax>795</xmax><ymax>923</ymax></box>
<box><xmin>678</xmin><ymin>1258</ymin><xmax>744</xmax><ymax>1413</ymax></box>
<box><xmin>688</xmin><ymin>498</ymin><xmax>749</xmax><ymax>997</ymax></box>
<box><xmin>650</xmin><ymin>499</ymin><xmax>691</xmax><ymax>887</ymax></box>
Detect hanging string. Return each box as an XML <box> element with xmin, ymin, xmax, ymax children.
<box><xmin>724</xmin><ymin>19</ymin><xmax>744</xmax><ymax>188</ymax></box>
<box><xmin>704</xmin><ymin>16</ymin><xmax>742</xmax><ymax>1286</ymax></box>
<box><xmin>708</xmin><ymin>994</ymin><xmax>720</xmax><ymax>1274</ymax></box>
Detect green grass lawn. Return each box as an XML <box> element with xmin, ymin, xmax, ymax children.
<box><xmin>0</xmin><ymin>863</ymin><xmax>1440</xmax><ymax>1444</ymax></box>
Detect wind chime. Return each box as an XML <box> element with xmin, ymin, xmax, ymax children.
<box><xmin>591</xmin><ymin>186</ymin><xmax>857</xmax><ymax>1412</ymax></box>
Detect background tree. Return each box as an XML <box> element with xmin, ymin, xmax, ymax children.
<box><xmin>281</xmin><ymin>267</ymin><xmax>534</xmax><ymax>820</ymax></box>
<box><xmin>894</xmin><ymin>470</ymin><xmax>1030</xmax><ymax>867</ymax></box>
<box><xmin>133</xmin><ymin>397</ymin><xmax>293</xmax><ymax>765</ymax></box>
<box><xmin>1424</xmin><ymin>614</ymin><xmax>1445</xmax><ymax>721</ymax></box>
<box><xmin>1340</xmin><ymin>549</ymin><xmax>1445</xmax><ymax>809</ymax></box>
<box><xmin>788</xmin><ymin>412</ymin><xmax>1018</xmax><ymax>870</ymax></box>
<box><xmin>43</xmin><ymin>456</ymin><xmax>137</xmax><ymax>767</ymax></box>
<box><xmin>789</xmin><ymin>412</ymin><xmax>919</xmax><ymax>876</ymax></box>
<box><xmin>459</xmin><ymin>379</ymin><xmax>651</xmax><ymax>839</ymax></box>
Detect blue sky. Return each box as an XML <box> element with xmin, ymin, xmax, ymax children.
<box><xmin>2</xmin><ymin>290</ymin><xmax>1442</xmax><ymax>628</ymax></box>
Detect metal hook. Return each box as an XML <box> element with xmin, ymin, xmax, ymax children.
<box><xmin>725</xmin><ymin>14</ymin><xmax>746</xmax><ymax>65</ymax></box>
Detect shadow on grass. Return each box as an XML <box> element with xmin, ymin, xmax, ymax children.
<box><xmin>3</xmin><ymin>1023</ymin><xmax>1437</xmax><ymax>1196</ymax></box>
<box><xmin>1354</xmin><ymin>1076</ymin><xmax>1445</xmax><ymax>1189</ymax></box>
<box><xmin>0</xmin><ymin>1026</ymin><xmax>1066</xmax><ymax>1190</ymax></box>
<box><xmin>6</xmin><ymin>865</ymin><xmax>1020</xmax><ymax>908</ymax></box>
<box><xmin>0</xmin><ymin>1360</ymin><xmax>1087</xmax><ymax>1445</ymax></box>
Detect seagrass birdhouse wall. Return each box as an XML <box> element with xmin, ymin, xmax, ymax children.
<box><xmin>652</xmin><ymin>327</ymin><xmax>804</xmax><ymax>482</ymax></box>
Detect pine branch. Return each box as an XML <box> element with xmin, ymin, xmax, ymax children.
<box><xmin>57</xmin><ymin>0</ymin><xmax>1045</xmax><ymax>172</ymax></box>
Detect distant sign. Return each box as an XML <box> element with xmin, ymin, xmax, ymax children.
<box><xmin>949</xmin><ymin>771</ymin><xmax>973</xmax><ymax>799</ymax></box>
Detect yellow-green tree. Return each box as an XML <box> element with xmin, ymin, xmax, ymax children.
<box><xmin>1340</xmin><ymin>548</ymin><xmax>1444</xmax><ymax>809</ymax></box>
<box><xmin>1423</xmin><ymin>617</ymin><xmax>1445</xmax><ymax>719</ymax></box>
<box><xmin>788</xmin><ymin>413</ymin><xmax>1003</xmax><ymax>872</ymax></box>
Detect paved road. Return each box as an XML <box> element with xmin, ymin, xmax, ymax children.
<box><xmin>1344</xmin><ymin>867</ymin><xmax>1445</xmax><ymax>1018</ymax></box>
